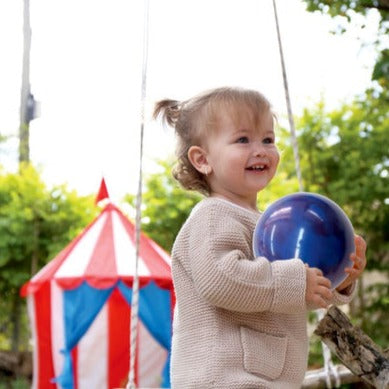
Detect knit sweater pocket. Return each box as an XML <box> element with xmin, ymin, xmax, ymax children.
<box><xmin>240</xmin><ymin>326</ymin><xmax>287</xmax><ymax>380</ymax></box>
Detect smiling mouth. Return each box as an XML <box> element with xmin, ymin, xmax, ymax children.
<box><xmin>246</xmin><ymin>165</ymin><xmax>266</xmax><ymax>171</ymax></box>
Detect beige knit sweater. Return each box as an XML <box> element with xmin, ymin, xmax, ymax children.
<box><xmin>170</xmin><ymin>197</ymin><xmax>355</xmax><ymax>389</ymax></box>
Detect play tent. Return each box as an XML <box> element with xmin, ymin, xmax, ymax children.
<box><xmin>21</xmin><ymin>200</ymin><xmax>174</xmax><ymax>389</ymax></box>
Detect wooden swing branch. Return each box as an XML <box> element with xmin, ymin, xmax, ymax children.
<box><xmin>312</xmin><ymin>305</ymin><xmax>389</xmax><ymax>389</ymax></box>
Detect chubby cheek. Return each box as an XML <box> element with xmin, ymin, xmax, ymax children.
<box><xmin>214</xmin><ymin>158</ymin><xmax>242</xmax><ymax>184</ymax></box>
<box><xmin>270</xmin><ymin>149</ymin><xmax>280</xmax><ymax>175</ymax></box>
<box><xmin>274</xmin><ymin>149</ymin><xmax>280</xmax><ymax>167</ymax></box>
<box><xmin>228</xmin><ymin>153</ymin><xmax>248</xmax><ymax>174</ymax></box>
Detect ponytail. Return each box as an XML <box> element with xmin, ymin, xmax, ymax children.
<box><xmin>153</xmin><ymin>99</ymin><xmax>181</xmax><ymax>127</ymax></box>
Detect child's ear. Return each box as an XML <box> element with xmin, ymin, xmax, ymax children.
<box><xmin>188</xmin><ymin>146</ymin><xmax>211</xmax><ymax>175</ymax></box>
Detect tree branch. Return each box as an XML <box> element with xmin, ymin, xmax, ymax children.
<box><xmin>365</xmin><ymin>4</ymin><xmax>389</xmax><ymax>13</ymax></box>
<box><xmin>377</xmin><ymin>0</ymin><xmax>389</xmax><ymax>11</ymax></box>
<box><xmin>314</xmin><ymin>306</ymin><xmax>389</xmax><ymax>389</ymax></box>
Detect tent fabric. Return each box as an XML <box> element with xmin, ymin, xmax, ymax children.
<box><xmin>54</xmin><ymin>282</ymin><xmax>115</xmax><ymax>389</ymax></box>
<box><xmin>119</xmin><ymin>281</ymin><xmax>172</xmax><ymax>387</ymax></box>
<box><xmin>21</xmin><ymin>203</ymin><xmax>172</xmax><ymax>295</ymax></box>
<box><xmin>95</xmin><ymin>177</ymin><xmax>110</xmax><ymax>204</ymax></box>
<box><xmin>22</xmin><ymin>202</ymin><xmax>174</xmax><ymax>389</ymax></box>
<box><xmin>28</xmin><ymin>282</ymin><xmax>56</xmax><ymax>389</ymax></box>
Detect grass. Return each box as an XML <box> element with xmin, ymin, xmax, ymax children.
<box><xmin>0</xmin><ymin>378</ymin><xmax>30</xmax><ymax>389</ymax></box>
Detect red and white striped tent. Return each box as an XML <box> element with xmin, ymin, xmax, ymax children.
<box><xmin>21</xmin><ymin>196</ymin><xmax>174</xmax><ymax>389</ymax></box>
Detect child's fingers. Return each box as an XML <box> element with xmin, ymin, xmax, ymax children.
<box><xmin>354</xmin><ymin>235</ymin><xmax>367</xmax><ymax>257</ymax></box>
<box><xmin>349</xmin><ymin>253</ymin><xmax>362</xmax><ymax>268</ymax></box>
<box><xmin>317</xmin><ymin>275</ymin><xmax>331</xmax><ymax>289</ymax></box>
<box><xmin>309</xmin><ymin>267</ymin><xmax>332</xmax><ymax>287</ymax></box>
<box><xmin>351</xmin><ymin>252</ymin><xmax>366</xmax><ymax>271</ymax></box>
<box><xmin>344</xmin><ymin>267</ymin><xmax>359</xmax><ymax>277</ymax></box>
<box><xmin>339</xmin><ymin>238</ymin><xmax>367</xmax><ymax>289</ymax></box>
<box><xmin>348</xmin><ymin>236</ymin><xmax>367</xmax><ymax>272</ymax></box>
<box><xmin>349</xmin><ymin>253</ymin><xmax>356</xmax><ymax>264</ymax></box>
<box><xmin>317</xmin><ymin>285</ymin><xmax>333</xmax><ymax>300</ymax></box>
<box><xmin>315</xmin><ymin>293</ymin><xmax>331</xmax><ymax>309</ymax></box>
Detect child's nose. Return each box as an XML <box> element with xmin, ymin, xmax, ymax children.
<box><xmin>252</xmin><ymin>142</ymin><xmax>266</xmax><ymax>157</ymax></box>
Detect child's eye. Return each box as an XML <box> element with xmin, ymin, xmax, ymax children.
<box><xmin>263</xmin><ymin>137</ymin><xmax>274</xmax><ymax>144</ymax></box>
<box><xmin>237</xmin><ymin>136</ymin><xmax>249</xmax><ymax>144</ymax></box>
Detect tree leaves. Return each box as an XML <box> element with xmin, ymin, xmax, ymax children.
<box><xmin>0</xmin><ymin>164</ymin><xmax>97</xmax><ymax>350</ymax></box>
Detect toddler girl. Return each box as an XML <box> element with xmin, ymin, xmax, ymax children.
<box><xmin>153</xmin><ymin>86</ymin><xmax>366</xmax><ymax>389</ymax></box>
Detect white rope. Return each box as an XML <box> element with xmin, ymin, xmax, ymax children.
<box><xmin>271</xmin><ymin>2</ymin><xmax>339</xmax><ymax>387</ymax></box>
<box><xmin>127</xmin><ymin>0</ymin><xmax>150</xmax><ymax>388</ymax></box>
<box><xmin>272</xmin><ymin>0</ymin><xmax>304</xmax><ymax>192</ymax></box>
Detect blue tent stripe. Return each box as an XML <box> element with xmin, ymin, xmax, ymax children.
<box><xmin>54</xmin><ymin>282</ymin><xmax>114</xmax><ymax>389</ymax></box>
<box><xmin>117</xmin><ymin>279</ymin><xmax>133</xmax><ymax>304</ymax></box>
<box><xmin>53</xmin><ymin>280</ymin><xmax>172</xmax><ymax>389</ymax></box>
<box><xmin>118</xmin><ymin>281</ymin><xmax>172</xmax><ymax>387</ymax></box>
<box><xmin>139</xmin><ymin>281</ymin><xmax>172</xmax><ymax>350</ymax></box>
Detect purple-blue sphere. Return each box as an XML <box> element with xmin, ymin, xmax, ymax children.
<box><xmin>253</xmin><ymin>192</ymin><xmax>355</xmax><ymax>289</ymax></box>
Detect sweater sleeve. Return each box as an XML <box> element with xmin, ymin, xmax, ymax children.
<box><xmin>186</xmin><ymin>204</ymin><xmax>307</xmax><ymax>314</ymax></box>
<box><xmin>305</xmin><ymin>281</ymin><xmax>357</xmax><ymax>312</ymax></box>
<box><xmin>331</xmin><ymin>281</ymin><xmax>357</xmax><ymax>305</ymax></box>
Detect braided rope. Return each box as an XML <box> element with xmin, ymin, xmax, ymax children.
<box><xmin>127</xmin><ymin>0</ymin><xmax>150</xmax><ymax>387</ymax></box>
<box><xmin>272</xmin><ymin>0</ymin><xmax>304</xmax><ymax>193</ymax></box>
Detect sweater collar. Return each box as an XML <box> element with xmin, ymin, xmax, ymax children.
<box><xmin>203</xmin><ymin>197</ymin><xmax>261</xmax><ymax>216</ymax></box>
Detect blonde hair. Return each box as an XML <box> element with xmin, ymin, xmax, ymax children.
<box><xmin>153</xmin><ymin>86</ymin><xmax>272</xmax><ymax>195</ymax></box>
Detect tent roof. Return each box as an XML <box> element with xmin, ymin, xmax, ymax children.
<box><xmin>21</xmin><ymin>203</ymin><xmax>172</xmax><ymax>296</ymax></box>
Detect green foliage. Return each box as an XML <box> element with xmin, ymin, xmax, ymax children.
<box><xmin>303</xmin><ymin>0</ymin><xmax>389</xmax><ymax>93</ymax></box>
<box><xmin>373</xmin><ymin>48</ymin><xmax>389</xmax><ymax>89</ymax></box>
<box><xmin>0</xmin><ymin>164</ymin><xmax>97</xmax><ymax>350</ymax></box>
<box><xmin>293</xmin><ymin>93</ymin><xmax>389</xmax><ymax>270</ymax></box>
<box><xmin>0</xmin><ymin>378</ymin><xmax>30</xmax><ymax>389</ymax></box>
<box><xmin>0</xmin><ymin>133</ymin><xmax>7</xmax><ymax>143</ymax></box>
<box><xmin>303</xmin><ymin>0</ymin><xmax>389</xmax><ymax>29</ymax></box>
<box><xmin>364</xmin><ymin>282</ymin><xmax>389</xmax><ymax>346</ymax></box>
<box><xmin>285</xmin><ymin>0</ymin><xmax>389</xmax><ymax>355</ymax></box>
<box><xmin>0</xmin><ymin>164</ymin><xmax>97</xmax><ymax>286</ymax></box>
<box><xmin>283</xmin><ymin>92</ymin><xmax>389</xmax><ymax>349</ymax></box>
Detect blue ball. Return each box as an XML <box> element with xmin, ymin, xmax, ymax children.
<box><xmin>253</xmin><ymin>192</ymin><xmax>355</xmax><ymax>289</ymax></box>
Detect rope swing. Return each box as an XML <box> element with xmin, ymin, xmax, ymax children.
<box><xmin>126</xmin><ymin>0</ymin><xmax>150</xmax><ymax>387</ymax></box>
<box><xmin>272</xmin><ymin>0</ymin><xmax>304</xmax><ymax>193</ymax></box>
<box><xmin>272</xmin><ymin>1</ymin><xmax>340</xmax><ymax>387</ymax></box>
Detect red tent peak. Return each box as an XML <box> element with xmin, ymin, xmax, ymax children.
<box><xmin>95</xmin><ymin>178</ymin><xmax>110</xmax><ymax>205</ymax></box>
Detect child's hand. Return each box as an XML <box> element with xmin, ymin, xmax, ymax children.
<box><xmin>336</xmin><ymin>235</ymin><xmax>367</xmax><ymax>293</ymax></box>
<box><xmin>305</xmin><ymin>265</ymin><xmax>333</xmax><ymax>309</ymax></box>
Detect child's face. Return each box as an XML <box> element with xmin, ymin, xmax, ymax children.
<box><xmin>204</xmin><ymin>105</ymin><xmax>279</xmax><ymax>209</ymax></box>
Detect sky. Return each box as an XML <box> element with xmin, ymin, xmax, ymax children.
<box><xmin>0</xmin><ymin>0</ymin><xmax>380</xmax><ymax>204</ymax></box>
